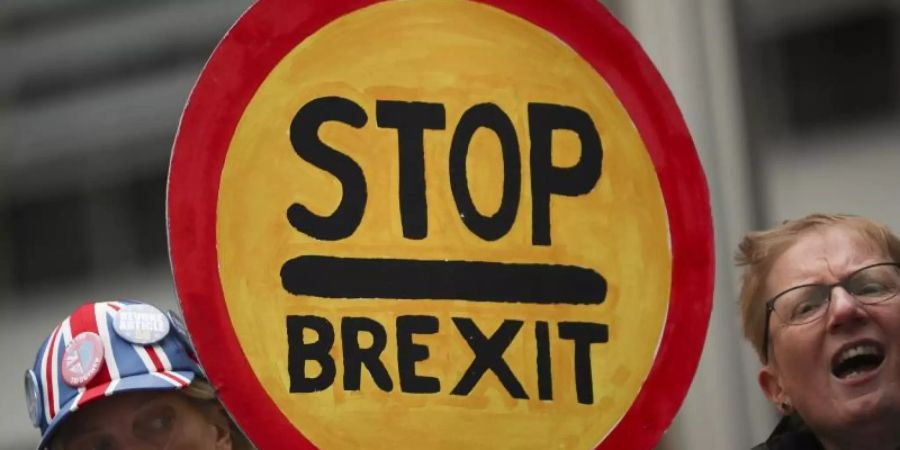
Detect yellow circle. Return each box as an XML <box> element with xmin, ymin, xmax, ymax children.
<box><xmin>217</xmin><ymin>1</ymin><xmax>671</xmax><ymax>448</ymax></box>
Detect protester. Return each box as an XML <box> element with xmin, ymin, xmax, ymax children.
<box><xmin>25</xmin><ymin>300</ymin><xmax>254</xmax><ymax>449</ymax></box>
<box><xmin>737</xmin><ymin>214</ymin><xmax>900</xmax><ymax>449</ymax></box>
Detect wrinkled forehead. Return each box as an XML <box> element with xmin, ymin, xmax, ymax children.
<box><xmin>55</xmin><ymin>391</ymin><xmax>183</xmax><ymax>440</ymax></box>
<box><xmin>765</xmin><ymin>225</ymin><xmax>889</xmax><ymax>295</ymax></box>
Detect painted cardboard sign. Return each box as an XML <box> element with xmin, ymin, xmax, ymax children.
<box><xmin>167</xmin><ymin>0</ymin><xmax>714</xmax><ymax>449</ymax></box>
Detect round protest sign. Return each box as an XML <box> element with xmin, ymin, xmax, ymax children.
<box><xmin>167</xmin><ymin>0</ymin><xmax>713</xmax><ymax>449</ymax></box>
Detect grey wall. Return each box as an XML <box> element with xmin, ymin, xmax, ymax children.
<box><xmin>0</xmin><ymin>1</ymin><xmax>252</xmax><ymax>447</ymax></box>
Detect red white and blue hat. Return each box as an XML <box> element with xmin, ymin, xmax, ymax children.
<box><xmin>25</xmin><ymin>300</ymin><xmax>200</xmax><ymax>450</ymax></box>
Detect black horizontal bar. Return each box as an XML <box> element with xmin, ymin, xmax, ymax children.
<box><xmin>280</xmin><ymin>255</ymin><xmax>606</xmax><ymax>305</ymax></box>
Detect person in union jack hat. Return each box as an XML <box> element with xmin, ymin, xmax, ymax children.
<box><xmin>24</xmin><ymin>299</ymin><xmax>254</xmax><ymax>450</ymax></box>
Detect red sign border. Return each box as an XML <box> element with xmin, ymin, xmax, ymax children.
<box><xmin>167</xmin><ymin>0</ymin><xmax>714</xmax><ymax>448</ymax></box>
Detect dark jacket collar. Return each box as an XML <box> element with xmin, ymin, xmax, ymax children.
<box><xmin>752</xmin><ymin>415</ymin><xmax>823</xmax><ymax>450</ymax></box>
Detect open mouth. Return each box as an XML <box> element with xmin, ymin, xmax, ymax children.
<box><xmin>831</xmin><ymin>343</ymin><xmax>885</xmax><ymax>379</ymax></box>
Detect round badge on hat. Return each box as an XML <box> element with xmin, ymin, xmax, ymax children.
<box><xmin>24</xmin><ymin>369</ymin><xmax>42</xmax><ymax>427</ymax></box>
<box><xmin>165</xmin><ymin>310</ymin><xmax>188</xmax><ymax>342</ymax></box>
<box><xmin>113</xmin><ymin>303</ymin><xmax>170</xmax><ymax>345</ymax></box>
<box><xmin>61</xmin><ymin>332</ymin><xmax>105</xmax><ymax>387</ymax></box>
<box><xmin>166</xmin><ymin>310</ymin><xmax>195</xmax><ymax>350</ymax></box>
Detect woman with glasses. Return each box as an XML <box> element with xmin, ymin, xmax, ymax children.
<box><xmin>25</xmin><ymin>300</ymin><xmax>255</xmax><ymax>450</ymax></box>
<box><xmin>737</xmin><ymin>214</ymin><xmax>900</xmax><ymax>450</ymax></box>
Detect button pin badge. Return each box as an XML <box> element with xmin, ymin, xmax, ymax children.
<box><xmin>61</xmin><ymin>332</ymin><xmax>105</xmax><ymax>387</ymax></box>
<box><xmin>113</xmin><ymin>304</ymin><xmax>171</xmax><ymax>345</ymax></box>
<box><xmin>24</xmin><ymin>369</ymin><xmax>42</xmax><ymax>427</ymax></box>
<box><xmin>166</xmin><ymin>310</ymin><xmax>195</xmax><ymax>352</ymax></box>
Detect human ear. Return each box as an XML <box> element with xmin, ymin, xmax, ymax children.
<box><xmin>208</xmin><ymin>406</ymin><xmax>233</xmax><ymax>450</ymax></box>
<box><xmin>758</xmin><ymin>365</ymin><xmax>790</xmax><ymax>415</ymax></box>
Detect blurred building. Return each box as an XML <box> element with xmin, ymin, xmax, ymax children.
<box><xmin>0</xmin><ymin>1</ymin><xmax>252</xmax><ymax>447</ymax></box>
<box><xmin>2</xmin><ymin>0</ymin><xmax>898</xmax><ymax>448</ymax></box>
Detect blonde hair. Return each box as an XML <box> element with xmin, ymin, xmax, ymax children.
<box><xmin>736</xmin><ymin>213</ymin><xmax>900</xmax><ymax>362</ymax></box>
<box><xmin>183</xmin><ymin>378</ymin><xmax>257</xmax><ymax>450</ymax></box>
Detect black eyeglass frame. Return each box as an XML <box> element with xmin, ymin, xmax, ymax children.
<box><xmin>761</xmin><ymin>261</ymin><xmax>900</xmax><ymax>363</ymax></box>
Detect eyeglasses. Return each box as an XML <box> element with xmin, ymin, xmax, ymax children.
<box><xmin>761</xmin><ymin>262</ymin><xmax>900</xmax><ymax>363</ymax></box>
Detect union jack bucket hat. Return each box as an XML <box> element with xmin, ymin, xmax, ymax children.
<box><xmin>24</xmin><ymin>300</ymin><xmax>200</xmax><ymax>449</ymax></box>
